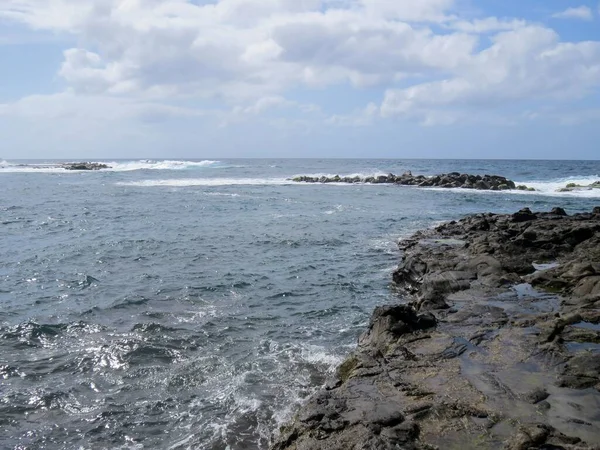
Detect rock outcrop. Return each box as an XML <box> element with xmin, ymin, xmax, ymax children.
<box><xmin>291</xmin><ymin>171</ymin><xmax>535</xmax><ymax>191</ymax></box>
<box><xmin>271</xmin><ymin>208</ymin><xmax>600</xmax><ymax>450</ymax></box>
<box><xmin>558</xmin><ymin>181</ymin><xmax>600</xmax><ymax>192</ymax></box>
<box><xmin>61</xmin><ymin>162</ymin><xmax>111</xmax><ymax>170</ymax></box>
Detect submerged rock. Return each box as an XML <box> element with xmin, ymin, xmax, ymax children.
<box><xmin>271</xmin><ymin>208</ymin><xmax>600</xmax><ymax>450</ymax></box>
<box><xmin>290</xmin><ymin>172</ymin><xmax>528</xmax><ymax>191</ymax></box>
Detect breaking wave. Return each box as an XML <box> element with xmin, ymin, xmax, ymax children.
<box><xmin>515</xmin><ymin>175</ymin><xmax>600</xmax><ymax>197</ymax></box>
<box><xmin>117</xmin><ymin>178</ymin><xmax>293</xmax><ymax>187</ymax></box>
<box><xmin>0</xmin><ymin>160</ymin><xmax>223</xmax><ymax>173</ymax></box>
<box><xmin>417</xmin><ymin>175</ymin><xmax>600</xmax><ymax>198</ymax></box>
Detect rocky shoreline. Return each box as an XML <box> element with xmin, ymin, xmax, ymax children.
<box><xmin>291</xmin><ymin>171</ymin><xmax>535</xmax><ymax>191</ymax></box>
<box><xmin>271</xmin><ymin>208</ymin><xmax>600</xmax><ymax>450</ymax></box>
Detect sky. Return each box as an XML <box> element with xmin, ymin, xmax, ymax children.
<box><xmin>0</xmin><ymin>0</ymin><xmax>599</xmax><ymax>159</ymax></box>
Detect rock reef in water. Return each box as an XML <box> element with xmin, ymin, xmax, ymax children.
<box><xmin>271</xmin><ymin>207</ymin><xmax>600</xmax><ymax>450</ymax></box>
<box><xmin>61</xmin><ymin>162</ymin><xmax>111</xmax><ymax>170</ymax></box>
<box><xmin>558</xmin><ymin>181</ymin><xmax>600</xmax><ymax>192</ymax></box>
<box><xmin>291</xmin><ymin>171</ymin><xmax>536</xmax><ymax>191</ymax></box>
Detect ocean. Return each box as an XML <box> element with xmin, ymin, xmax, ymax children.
<box><xmin>1</xmin><ymin>158</ymin><xmax>599</xmax><ymax>449</ymax></box>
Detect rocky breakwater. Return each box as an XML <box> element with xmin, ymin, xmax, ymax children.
<box><xmin>61</xmin><ymin>162</ymin><xmax>111</xmax><ymax>170</ymax></box>
<box><xmin>271</xmin><ymin>207</ymin><xmax>600</xmax><ymax>450</ymax></box>
<box><xmin>291</xmin><ymin>171</ymin><xmax>535</xmax><ymax>191</ymax></box>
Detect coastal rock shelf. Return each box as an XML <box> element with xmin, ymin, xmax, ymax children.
<box><xmin>271</xmin><ymin>208</ymin><xmax>600</xmax><ymax>450</ymax></box>
<box><xmin>291</xmin><ymin>171</ymin><xmax>535</xmax><ymax>191</ymax></box>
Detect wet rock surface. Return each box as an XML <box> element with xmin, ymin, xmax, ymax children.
<box><xmin>271</xmin><ymin>208</ymin><xmax>600</xmax><ymax>450</ymax></box>
<box><xmin>61</xmin><ymin>162</ymin><xmax>111</xmax><ymax>170</ymax></box>
<box><xmin>291</xmin><ymin>171</ymin><xmax>534</xmax><ymax>191</ymax></box>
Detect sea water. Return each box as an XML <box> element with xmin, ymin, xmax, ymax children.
<box><xmin>1</xmin><ymin>159</ymin><xmax>599</xmax><ymax>449</ymax></box>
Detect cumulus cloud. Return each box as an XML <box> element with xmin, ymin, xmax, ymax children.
<box><xmin>449</xmin><ymin>17</ymin><xmax>527</xmax><ymax>33</ymax></box>
<box><xmin>359</xmin><ymin>0</ymin><xmax>455</xmax><ymax>22</ymax></box>
<box><xmin>0</xmin><ymin>0</ymin><xmax>473</xmax><ymax>100</ymax></box>
<box><xmin>380</xmin><ymin>26</ymin><xmax>600</xmax><ymax>124</ymax></box>
<box><xmin>0</xmin><ymin>90</ymin><xmax>211</xmax><ymax>122</ymax></box>
<box><xmin>0</xmin><ymin>0</ymin><xmax>599</xmax><ymax>129</ymax></box>
<box><xmin>552</xmin><ymin>6</ymin><xmax>593</xmax><ymax>21</ymax></box>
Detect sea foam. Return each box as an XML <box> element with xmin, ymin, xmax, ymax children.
<box><xmin>0</xmin><ymin>159</ymin><xmax>223</xmax><ymax>173</ymax></box>
<box><xmin>420</xmin><ymin>175</ymin><xmax>600</xmax><ymax>198</ymax></box>
<box><xmin>117</xmin><ymin>178</ymin><xmax>292</xmax><ymax>187</ymax></box>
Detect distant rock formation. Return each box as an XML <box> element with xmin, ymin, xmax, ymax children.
<box><xmin>291</xmin><ymin>171</ymin><xmax>535</xmax><ymax>191</ymax></box>
<box><xmin>61</xmin><ymin>162</ymin><xmax>111</xmax><ymax>171</ymax></box>
<box><xmin>558</xmin><ymin>181</ymin><xmax>600</xmax><ymax>192</ymax></box>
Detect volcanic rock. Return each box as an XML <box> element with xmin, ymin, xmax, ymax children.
<box><xmin>290</xmin><ymin>172</ymin><xmax>528</xmax><ymax>191</ymax></box>
<box><xmin>61</xmin><ymin>162</ymin><xmax>111</xmax><ymax>170</ymax></box>
<box><xmin>271</xmin><ymin>208</ymin><xmax>600</xmax><ymax>450</ymax></box>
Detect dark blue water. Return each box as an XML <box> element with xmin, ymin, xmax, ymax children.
<box><xmin>1</xmin><ymin>159</ymin><xmax>599</xmax><ymax>449</ymax></box>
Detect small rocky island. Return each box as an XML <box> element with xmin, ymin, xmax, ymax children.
<box><xmin>291</xmin><ymin>171</ymin><xmax>535</xmax><ymax>191</ymax></box>
<box><xmin>61</xmin><ymin>162</ymin><xmax>111</xmax><ymax>170</ymax></box>
<box><xmin>271</xmin><ymin>208</ymin><xmax>600</xmax><ymax>449</ymax></box>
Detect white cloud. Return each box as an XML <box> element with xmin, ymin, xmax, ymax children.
<box><xmin>225</xmin><ymin>95</ymin><xmax>321</xmax><ymax>126</ymax></box>
<box><xmin>0</xmin><ymin>0</ymin><xmax>599</xmax><ymax>130</ymax></box>
<box><xmin>0</xmin><ymin>0</ymin><xmax>473</xmax><ymax>101</ymax></box>
<box><xmin>449</xmin><ymin>17</ymin><xmax>527</xmax><ymax>33</ymax></box>
<box><xmin>552</xmin><ymin>6</ymin><xmax>593</xmax><ymax>21</ymax></box>
<box><xmin>381</xmin><ymin>26</ymin><xmax>600</xmax><ymax>123</ymax></box>
<box><xmin>326</xmin><ymin>102</ymin><xmax>378</xmax><ymax>126</ymax></box>
<box><xmin>359</xmin><ymin>0</ymin><xmax>455</xmax><ymax>22</ymax></box>
<box><xmin>0</xmin><ymin>90</ymin><xmax>210</xmax><ymax>122</ymax></box>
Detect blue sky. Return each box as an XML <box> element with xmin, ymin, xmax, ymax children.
<box><xmin>0</xmin><ymin>0</ymin><xmax>599</xmax><ymax>159</ymax></box>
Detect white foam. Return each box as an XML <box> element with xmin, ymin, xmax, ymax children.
<box><xmin>291</xmin><ymin>171</ymin><xmax>388</xmax><ymax>180</ymax></box>
<box><xmin>324</xmin><ymin>204</ymin><xmax>346</xmax><ymax>215</ymax></box>
<box><xmin>107</xmin><ymin>160</ymin><xmax>222</xmax><ymax>171</ymax></box>
<box><xmin>0</xmin><ymin>159</ymin><xmax>222</xmax><ymax>173</ymax></box>
<box><xmin>300</xmin><ymin>344</ymin><xmax>345</xmax><ymax>372</ymax></box>
<box><xmin>119</xmin><ymin>176</ymin><xmax>398</xmax><ymax>188</ymax></box>
<box><xmin>419</xmin><ymin>175</ymin><xmax>600</xmax><ymax>198</ymax></box>
<box><xmin>517</xmin><ymin>175</ymin><xmax>600</xmax><ymax>197</ymax></box>
<box><xmin>117</xmin><ymin>178</ymin><xmax>292</xmax><ymax>187</ymax></box>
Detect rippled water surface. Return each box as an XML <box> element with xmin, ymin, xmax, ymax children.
<box><xmin>1</xmin><ymin>159</ymin><xmax>599</xmax><ymax>449</ymax></box>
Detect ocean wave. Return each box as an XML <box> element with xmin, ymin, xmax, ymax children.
<box><xmin>291</xmin><ymin>171</ymin><xmax>389</xmax><ymax>180</ymax></box>
<box><xmin>299</xmin><ymin>344</ymin><xmax>345</xmax><ymax>371</ymax></box>
<box><xmin>515</xmin><ymin>175</ymin><xmax>600</xmax><ymax>197</ymax></box>
<box><xmin>106</xmin><ymin>160</ymin><xmax>223</xmax><ymax>171</ymax></box>
<box><xmin>1</xmin><ymin>321</ymin><xmax>105</xmax><ymax>349</ymax></box>
<box><xmin>116</xmin><ymin>176</ymin><xmax>394</xmax><ymax>188</ymax></box>
<box><xmin>117</xmin><ymin>178</ymin><xmax>292</xmax><ymax>187</ymax></box>
<box><xmin>419</xmin><ymin>175</ymin><xmax>600</xmax><ymax>198</ymax></box>
<box><xmin>0</xmin><ymin>159</ymin><xmax>222</xmax><ymax>173</ymax></box>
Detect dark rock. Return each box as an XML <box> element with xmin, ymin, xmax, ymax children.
<box><xmin>512</xmin><ymin>207</ymin><xmax>536</xmax><ymax>223</ymax></box>
<box><xmin>475</xmin><ymin>179</ymin><xmax>490</xmax><ymax>189</ymax></box>
<box><xmin>62</xmin><ymin>162</ymin><xmax>111</xmax><ymax>170</ymax></box>
<box><xmin>524</xmin><ymin>388</ymin><xmax>550</xmax><ymax>404</ymax></box>
<box><xmin>271</xmin><ymin>208</ymin><xmax>600</xmax><ymax>450</ymax></box>
<box><xmin>289</xmin><ymin>172</ymin><xmax>529</xmax><ymax>191</ymax></box>
<box><xmin>358</xmin><ymin>305</ymin><xmax>436</xmax><ymax>351</ymax></box>
<box><xmin>550</xmin><ymin>207</ymin><xmax>568</xmax><ymax>216</ymax></box>
<box><xmin>560</xmin><ymin>353</ymin><xmax>600</xmax><ymax>389</ymax></box>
